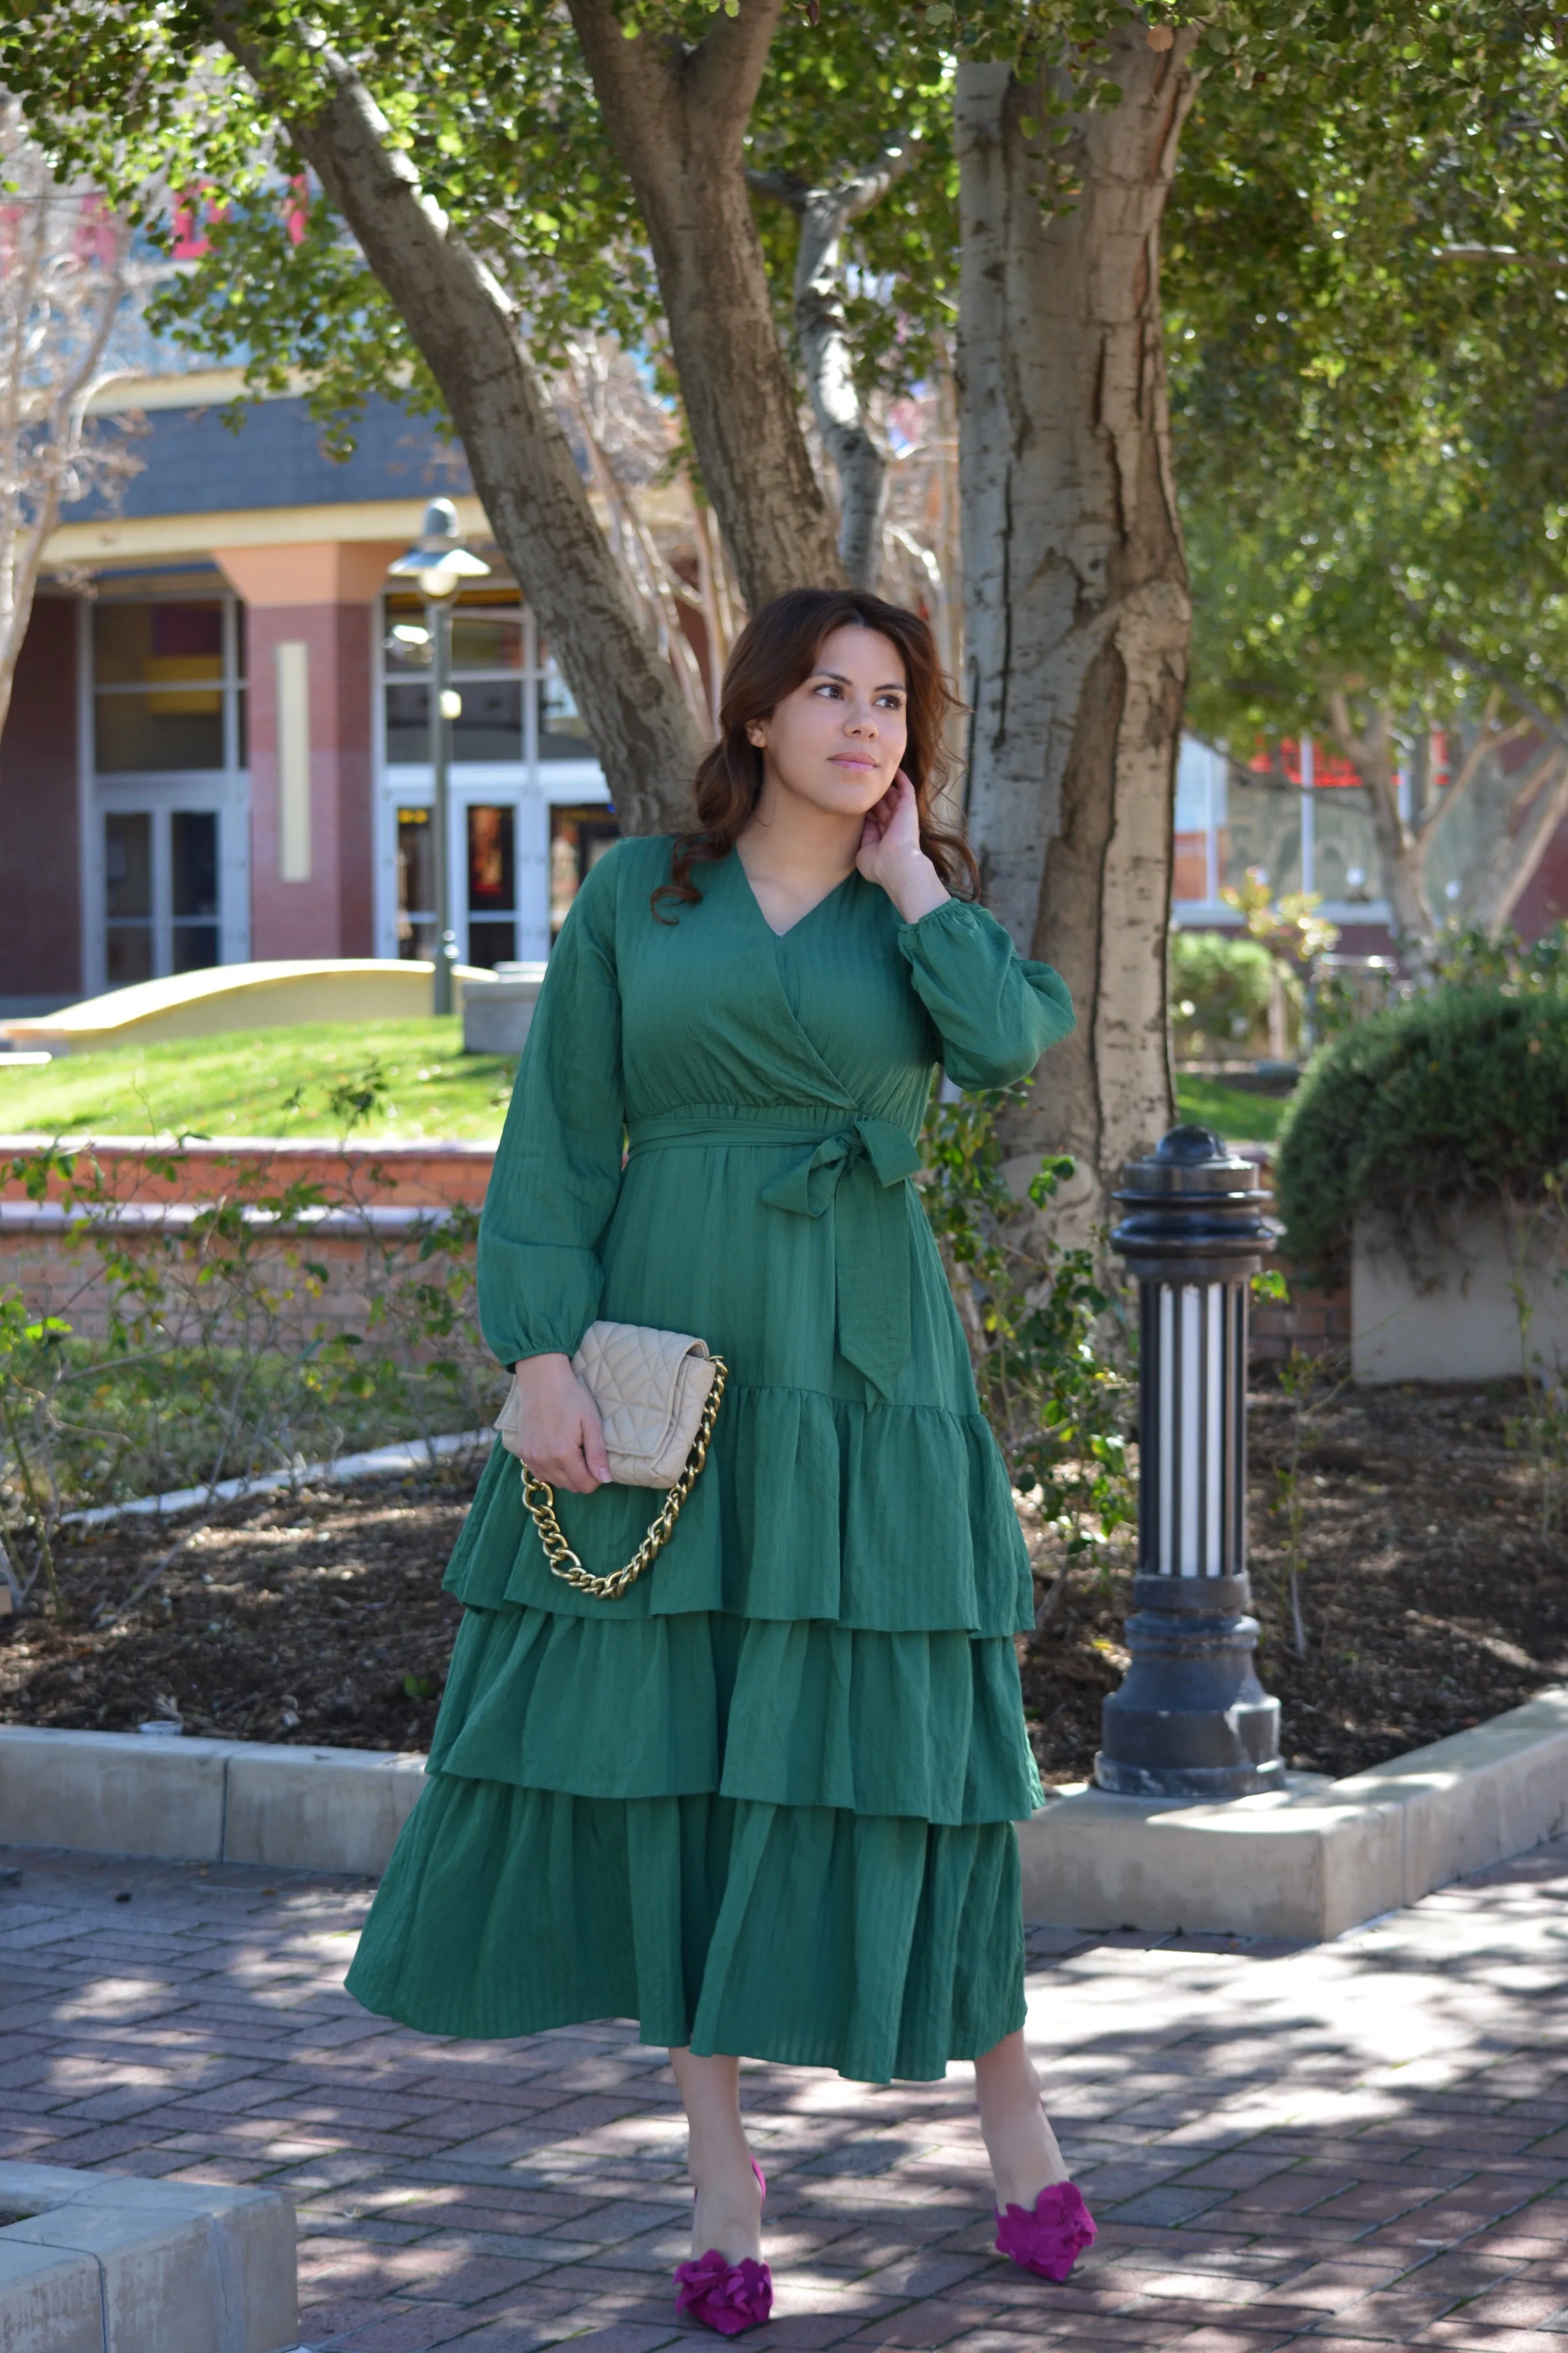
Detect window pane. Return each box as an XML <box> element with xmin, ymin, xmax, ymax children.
<box><xmin>95</xmin><ymin>693</ymin><xmax>224</xmax><ymax>773</ymax></box>
<box><xmin>1313</xmin><ymin>789</ymin><xmax>1381</xmax><ymax>903</ymax></box>
<box><xmin>451</xmin><ymin>611</ymin><xmax>522</xmax><ymax>673</ymax></box>
<box><xmin>95</xmin><ymin>601</ymin><xmax>223</xmax><ymax>688</ymax></box>
<box><xmin>105</xmin><ymin>813</ymin><xmax>152</xmax><ymax>919</ymax></box>
<box><xmin>397</xmin><ymin>808</ymin><xmax>434</xmax><ymax>959</ymax></box>
<box><xmin>385</xmin><ymin>680</ymin><xmax>523</xmax><ymax>762</ymax></box>
<box><xmin>468</xmin><ymin>805</ymin><xmax>515</xmax><ymax>911</ymax></box>
<box><xmin>468</xmin><ymin>919</ymin><xmax>516</xmax><ymax>969</ymax></box>
<box><xmin>106</xmin><ymin>925</ymin><xmax>155</xmax><ymax>985</ymax></box>
<box><xmin>537</xmin><ymin>655</ymin><xmax>593</xmax><ymax>759</ymax></box>
<box><xmin>385</xmin><ymin>682</ymin><xmax>430</xmax><ymax>763</ymax></box>
<box><xmin>455</xmin><ymin>681</ymin><xmax>522</xmax><ymax>760</ymax></box>
<box><xmin>1222</xmin><ymin>782</ymin><xmax>1303</xmax><ymax>901</ymax></box>
<box><xmin>171</xmin><ymin>924</ymin><xmax>220</xmax><ymax>974</ymax></box>
<box><xmin>549</xmin><ymin>805</ymin><xmax>619</xmax><ymax>937</ymax></box>
<box><xmin>171</xmin><ymin>811</ymin><xmax>218</xmax><ymax>918</ymax></box>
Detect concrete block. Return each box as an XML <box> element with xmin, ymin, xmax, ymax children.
<box><xmin>462</xmin><ymin>967</ymin><xmax>545</xmax><ymax>1058</ymax></box>
<box><xmin>0</xmin><ymin>2163</ymin><xmax>295</xmax><ymax>2353</ymax></box>
<box><xmin>0</xmin><ymin>2240</ymin><xmax>104</xmax><ymax>2353</ymax></box>
<box><xmin>1017</xmin><ymin>1687</ymin><xmax>1568</xmax><ymax>1941</ymax></box>
<box><xmin>222</xmin><ymin>1741</ymin><xmax>426</xmax><ymax>1875</ymax></box>
<box><xmin>1353</xmin><ymin>1200</ymin><xmax>1568</xmax><ymax>1383</ymax></box>
<box><xmin>0</xmin><ymin>1729</ymin><xmax>230</xmax><ymax>1862</ymax></box>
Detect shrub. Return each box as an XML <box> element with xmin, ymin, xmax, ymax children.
<box><xmin>1169</xmin><ymin>929</ymin><xmax>1279</xmax><ymax>1061</ymax></box>
<box><xmin>920</xmin><ymin>1083</ymin><xmax>1134</xmax><ymax>1559</ymax></box>
<box><xmin>1274</xmin><ymin>985</ymin><xmax>1568</xmax><ymax>1279</ymax></box>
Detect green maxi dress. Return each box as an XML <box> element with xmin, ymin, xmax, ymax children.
<box><xmin>345</xmin><ymin>832</ymin><xmax>1075</xmax><ymax>2084</ymax></box>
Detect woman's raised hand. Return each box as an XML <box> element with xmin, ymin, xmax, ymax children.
<box><xmin>857</xmin><ymin>770</ymin><xmax>951</xmax><ymax>923</ymax></box>
<box><xmin>509</xmin><ymin>1353</ymin><xmax>613</xmax><ymax>1494</ymax></box>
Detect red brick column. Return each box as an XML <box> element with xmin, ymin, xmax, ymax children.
<box><xmin>0</xmin><ymin>596</ymin><xmax>82</xmax><ymax>1001</ymax></box>
<box><xmin>215</xmin><ymin>544</ymin><xmax>401</xmax><ymax>960</ymax></box>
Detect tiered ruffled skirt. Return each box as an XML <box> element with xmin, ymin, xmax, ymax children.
<box><xmin>345</xmin><ymin>1383</ymin><xmax>1044</xmax><ymax>2084</ymax></box>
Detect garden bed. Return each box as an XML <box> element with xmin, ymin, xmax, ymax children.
<box><xmin>0</xmin><ymin>1383</ymin><xmax>1559</xmax><ymax>1784</ymax></box>
<box><xmin>1021</xmin><ymin>1378</ymin><xmax>1565</xmax><ymax>1784</ymax></box>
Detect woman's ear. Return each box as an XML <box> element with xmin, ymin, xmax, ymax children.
<box><xmin>746</xmin><ymin>721</ymin><xmax>767</xmax><ymax>749</ymax></box>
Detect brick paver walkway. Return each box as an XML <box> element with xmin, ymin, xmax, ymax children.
<box><xmin>0</xmin><ymin>1838</ymin><xmax>1566</xmax><ymax>2350</ymax></box>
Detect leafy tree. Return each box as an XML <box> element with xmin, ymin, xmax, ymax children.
<box><xmin>9</xmin><ymin>0</ymin><xmax>1566</xmax><ymax>1214</ymax></box>
<box><xmin>1171</xmin><ymin>16</ymin><xmax>1568</xmax><ymax>951</ymax></box>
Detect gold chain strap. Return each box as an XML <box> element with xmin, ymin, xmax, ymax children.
<box><xmin>519</xmin><ymin>1358</ymin><xmax>729</xmax><ymax>1602</ymax></box>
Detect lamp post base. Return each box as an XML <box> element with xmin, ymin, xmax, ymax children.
<box><xmin>1093</xmin><ymin>1572</ymin><xmax>1285</xmax><ymax>1802</ymax></box>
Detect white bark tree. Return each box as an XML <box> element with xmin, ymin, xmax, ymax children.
<box><xmin>749</xmin><ymin>142</ymin><xmax>919</xmax><ymax>591</ymax></box>
<box><xmin>208</xmin><ymin>21</ymin><xmax>706</xmax><ymax>834</ymax></box>
<box><xmin>955</xmin><ymin>25</ymin><xmax>1199</xmax><ymax>1230</ymax></box>
<box><xmin>565</xmin><ymin>0</ymin><xmax>843</xmax><ymax>609</ymax></box>
<box><xmin>0</xmin><ymin>101</ymin><xmax>144</xmax><ymax>745</ymax></box>
<box><xmin>1322</xmin><ymin>683</ymin><xmax>1568</xmax><ymax>955</ymax></box>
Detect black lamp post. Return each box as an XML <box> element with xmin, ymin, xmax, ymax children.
<box><xmin>388</xmin><ymin>500</ymin><xmax>490</xmax><ymax>1016</ymax></box>
<box><xmin>1095</xmin><ymin>1125</ymin><xmax>1285</xmax><ymax>1800</ymax></box>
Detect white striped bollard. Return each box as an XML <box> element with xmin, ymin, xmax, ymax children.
<box><xmin>1095</xmin><ymin>1125</ymin><xmax>1285</xmax><ymax>1799</ymax></box>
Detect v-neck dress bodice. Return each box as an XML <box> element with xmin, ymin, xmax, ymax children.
<box><xmin>346</xmin><ymin>834</ymin><xmax>1075</xmax><ymax>2083</ymax></box>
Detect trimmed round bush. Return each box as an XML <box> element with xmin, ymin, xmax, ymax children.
<box><xmin>1274</xmin><ymin>984</ymin><xmax>1568</xmax><ymax>1279</ymax></box>
<box><xmin>1170</xmin><ymin>929</ymin><xmax>1278</xmax><ymax>1059</ymax></box>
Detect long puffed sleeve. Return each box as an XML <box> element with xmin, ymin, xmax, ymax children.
<box><xmin>477</xmin><ymin>847</ymin><xmax>625</xmax><ymax>1367</ymax></box>
<box><xmin>896</xmin><ymin>896</ymin><xmax>1075</xmax><ymax>1089</ymax></box>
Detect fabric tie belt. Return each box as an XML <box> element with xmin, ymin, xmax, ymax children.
<box><xmin>624</xmin><ymin>1112</ymin><xmax>923</xmax><ymax>1398</ymax></box>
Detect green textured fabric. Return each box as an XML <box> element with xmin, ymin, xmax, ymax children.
<box><xmin>345</xmin><ymin>835</ymin><xmax>1074</xmax><ymax>2082</ymax></box>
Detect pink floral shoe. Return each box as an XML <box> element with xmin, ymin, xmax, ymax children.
<box><xmin>673</xmin><ymin>2158</ymin><xmax>773</xmax><ymax>2337</ymax></box>
<box><xmin>994</xmin><ymin>2179</ymin><xmax>1096</xmax><ymax>2282</ymax></box>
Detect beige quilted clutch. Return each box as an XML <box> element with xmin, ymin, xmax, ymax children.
<box><xmin>495</xmin><ymin>1321</ymin><xmax>728</xmax><ymax>1600</ymax></box>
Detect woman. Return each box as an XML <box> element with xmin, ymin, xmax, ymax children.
<box><xmin>346</xmin><ymin>588</ymin><xmax>1094</xmax><ymax>2333</ymax></box>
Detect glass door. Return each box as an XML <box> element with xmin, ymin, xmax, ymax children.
<box><xmin>102</xmin><ymin>807</ymin><xmax>224</xmax><ymax>985</ymax></box>
<box><xmin>466</xmin><ymin>804</ymin><xmax>517</xmax><ymax>967</ymax></box>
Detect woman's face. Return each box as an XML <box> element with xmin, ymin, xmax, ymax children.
<box><xmin>746</xmin><ymin>624</ymin><xmax>909</xmax><ymax>820</ymax></box>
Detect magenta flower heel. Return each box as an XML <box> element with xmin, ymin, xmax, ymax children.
<box><xmin>994</xmin><ymin>2179</ymin><xmax>1097</xmax><ymax>2282</ymax></box>
<box><xmin>673</xmin><ymin>2158</ymin><xmax>774</xmax><ymax>2337</ymax></box>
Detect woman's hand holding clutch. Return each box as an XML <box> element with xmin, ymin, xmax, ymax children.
<box><xmin>507</xmin><ymin>1353</ymin><xmax>613</xmax><ymax>1492</ymax></box>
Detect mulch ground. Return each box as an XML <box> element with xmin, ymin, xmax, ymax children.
<box><xmin>1020</xmin><ymin>1376</ymin><xmax>1567</xmax><ymax>1783</ymax></box>
<box><xmin>2</xmin><ymin>1382</ymin><xmax>1562</xmax><ymax>1783</ymax></box>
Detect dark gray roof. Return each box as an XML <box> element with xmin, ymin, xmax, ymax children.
<box><xmin>76</xmin><ymin>394</ymin><xmax>473</xmax><ymax>520</ymax></box>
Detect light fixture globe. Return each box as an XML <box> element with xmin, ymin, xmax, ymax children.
<box><xmin>389</xmin><ymin>497</ymin><xmax>491</xmax><ymax>603</ymax></box>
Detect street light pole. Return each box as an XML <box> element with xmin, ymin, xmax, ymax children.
<box><xmin>427</xmin><ymin>591</ymin><xmax>457</xmax><ymax>1017</ymax></box>
<box><xmin>1096</xmin><ymin>1125</ymin><xmax>1285</xmax><ymax>1800</ymax></box>
<box><xmin>387</xmin><ymin>499</ymin><xmax>490</xmax><ymax>1021</ymax></box>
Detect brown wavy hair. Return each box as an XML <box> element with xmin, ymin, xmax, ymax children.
<box><xmin>651</xmin><ymin>587</ymin><xmax>979</xmax><ymax>919</ymax></box>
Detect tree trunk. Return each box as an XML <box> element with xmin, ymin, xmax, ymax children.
<box><xmin>751</xmin><ymin>148</ymin><xmax>917</xmax><ymax>592</ymax></box>
<box><xmin>222</xmin><ymin>28</ymin><xmax>703</xmax><ymax>835</ymax></box>
<box><xmin>1322</xmin><ymin>692</ymin><xmax>1436</xmax><ymax>950</ymax></box>
<box><xmin>566</xmin><ymin>0</ymin><xmax>842</xmax><ymax>611</ymax></box>
<box><xmin>955</xmin><ymin>29</ymin><xmax>1195</xmax><ymax>1231</ymax></box>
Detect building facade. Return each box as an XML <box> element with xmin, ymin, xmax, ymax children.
<box><xmin>1</xmin><ymin>381</ymin><xmax>616</xmax><ymax>1016</ymax></box>
<box><xmin>7</xmin><ymin>377</ymin><xmax>1567</xmax><ymax>1020</ymax></box>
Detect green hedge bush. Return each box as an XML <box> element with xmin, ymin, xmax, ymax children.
<box><xmin>1274</xmin><ymin>985</ymin><xmax>1568</xmax><ymax>1279</ymax></box>
<box><xmin>1170</xmin><ymin>929</ymin><xmax>1279</xmax><ymax>1060</ymax></box>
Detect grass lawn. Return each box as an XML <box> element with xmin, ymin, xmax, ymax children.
<box><xmin>1175</xmin><ymin>1073</ymin><xmax>1289</xmax><ymax>1147</ymax></box>
<box><xmin>0</xmin><ymin>1019</ymin><xmax>516</xmax><ymax>1143</ymax></box>
<box><xmin>0</xmin><ymin>1016</ymin><xmax>1288</xmax><ymax>1151</ymax></box>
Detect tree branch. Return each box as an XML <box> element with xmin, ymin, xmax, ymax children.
<box><xmin>566</xmin><ymin>0</ymin><xmax>842</xmax><ymax>606</ymax></box>
<box><xmin>208</xmin><ymin>9</ymin><xmax>700</xmax><ymax>828</ymax></box>
<box><xmin>1396</xmin><ymin>584</ymin><xmax>1568</xmax><ymax>759</ymax></box>
<box><xmin>750</xmin><ymin>140</ymin><xmax>919</xmax><ymax>589</ymax></box>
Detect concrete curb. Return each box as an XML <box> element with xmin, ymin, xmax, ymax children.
<box><xmin>2</xmin><ymin>1690</ymin><xmax>1566</xmax><ymax>1937</ymax></box>
<box><xmin>0</xmin><ymin>1729</ymin><xmax>426</xmax><ymax>1876</ymax></box>
<box><xmin>1019</xmin><ymin>1686</ymin><xmax>1568</xmax><ymax>1940</ymax></box>
<box><xmin>0</xmin><ymin>2161</ymin><xmax>296</xmax><ymax>2352</ymax></box>
<box><xmin>63</xmin><ymin>1428</ymin><xmax>492</xmax><ymax>1529</ymax></box>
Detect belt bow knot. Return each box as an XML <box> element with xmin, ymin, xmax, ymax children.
<box><xmin>759</xmin><ymin>1116</ymin><xmax>921</xmax><ymax>1397</ymax></box>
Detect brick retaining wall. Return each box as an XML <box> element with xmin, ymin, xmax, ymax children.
<box><xmin>0</xmin><ymin>1132</ymin><xmax>1346</xmax><ymax>1366</ymax></box>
